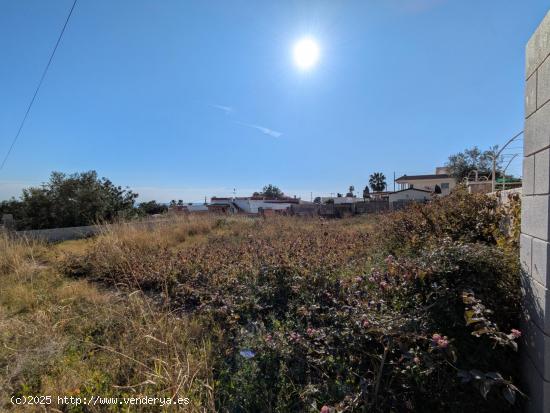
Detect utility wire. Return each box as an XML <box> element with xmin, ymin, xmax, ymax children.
<box><xmin>0</xmin><ymin>0</ymin><xmax>78</xmax><ymax>171</ymax></box>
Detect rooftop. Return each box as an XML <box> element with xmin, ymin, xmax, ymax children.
<box><xmin>395</xmin><ymin>174</ymin><xmax>451</xmax><ymax>182</ymax></box>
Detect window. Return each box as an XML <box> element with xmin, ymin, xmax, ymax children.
<box><xmin>441</xmin><ymin>183</ymin><xmax>449</xmax><ymax>189</ymax></box>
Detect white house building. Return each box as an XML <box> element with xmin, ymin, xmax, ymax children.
<box><xmin>388</xmin><ymin>188</ymin><xmax>432</xmax><ymax>208</ymax></box>
<box><xmin>209</xmin><ymin>197</ymin><xmax>299</xmax><ymax>214</ymax></box>
<box><xmin>395</xmin><ymin>167</ymin><xmax>456</xmax><ymax>195</ymax></box>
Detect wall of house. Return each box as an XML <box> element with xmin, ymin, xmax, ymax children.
<box><xmin>398</xmin><ymin>177</ymin><xmax>456</xmax><ymax>195</ymax></box>
<box><xmin>521</xmin><ymin>10</ymin><xmax>550</xmax><ymax>413</ymax></box>
<box><xmin>388</xmin><ymin>189</ymin><xmax>431</xmax><ymax>204</ymax></box>
<box><xmin>233</xmin><ymin>199</ymin><xmax>293</xmax><ymax>214</ymax></box>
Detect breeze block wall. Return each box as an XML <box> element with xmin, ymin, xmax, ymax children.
<box><xmin>521</xmin><ymin>10</ymin><xmax>550</xmax><ymax>413</ymax></box>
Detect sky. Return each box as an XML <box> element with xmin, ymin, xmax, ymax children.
<box><xmin>0</xmin><ymin>0</ymin><xmax>548</xmax><ymax>203</ymax></box>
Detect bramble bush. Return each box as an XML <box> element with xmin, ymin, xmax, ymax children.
<box><xmin>61</xmin><ymin>190</ymin><xmax>522</xmax><ymax>412</ymax></box>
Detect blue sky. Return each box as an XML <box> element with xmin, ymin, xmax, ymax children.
<box><xmin>0</xmin><ymin>0</ymin><xmax>548</xmax><ymax>202</ymax></box>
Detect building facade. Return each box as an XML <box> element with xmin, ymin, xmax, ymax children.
<box><xmin>395</xmin><ymin>167</ymin><xmax>456</xmax><ymax>195</ymax></box>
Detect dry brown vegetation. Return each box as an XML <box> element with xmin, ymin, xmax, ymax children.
<box><xmin>0</xmin><ymin>232</ymin><xmax>216</xmax><ymax>412</ymax></box>
<box><xmin>0</xmin><ymin>195</ymin><xmax>522</xmax><ymax>412</ymax></box>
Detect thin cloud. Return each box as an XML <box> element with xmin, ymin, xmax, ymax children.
<box><xmin>212</xmin><ymin>104</ymin><xmax>234</xmax><ymax>115</ymax></box>
<box><xmin>236</xmin><ymin>121</ymin><xmax>283</xmax><ymax>138</ymax></box>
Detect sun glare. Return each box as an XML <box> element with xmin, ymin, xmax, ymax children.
<box><xmin>293</xmin><ymin>37</ymin><xmax>320</xmax><ymax>70</ymax></box>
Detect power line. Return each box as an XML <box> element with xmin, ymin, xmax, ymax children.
<box><xmin>0</xmin><ymin>0</ymin><xmax>78</xmax><ymax>171</ymax></box>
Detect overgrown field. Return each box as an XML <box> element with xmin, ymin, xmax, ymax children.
<box><xmin>1</xmin><ymin>190</ymin><xmax>523</xmax><ymax>412</ymax></box>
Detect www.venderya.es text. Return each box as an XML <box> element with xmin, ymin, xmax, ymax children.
<box><xmin>11</xmin><ymin>395</ymin><xmax>190</xmax><ymax>407</ymax></box>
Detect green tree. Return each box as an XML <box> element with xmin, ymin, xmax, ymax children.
<box><xmin>362</xmin><ymin>186</ymin><xmax>370</xmax><ymax>199</ymax></box>
<box><xmin>0</xmin><ymin>171</ymin><xmax>138</xmax><ymax>230</ymax></box>
<box><xmin>138</xmin><ymin>200</ymin><xmax>168</xmax><ymax>215</ymax></box>
<box><xmin>369</xmin><ymin>172</ymin><xmax>387</xmax><ymax>192</ymax></box>
<box><xmin>446</xmin><ymin>146</ymin><xmax>503</xmax><ymax>181</ymax></box>
<box><xmin>346</xmin><ymin>185</ymin><xmax>355</xmax><ymax>197</ymax></box>
<box><xmin>258</xmin><ymin>184</ymin><xmax>285</xmax><ymax>199</ymax></box>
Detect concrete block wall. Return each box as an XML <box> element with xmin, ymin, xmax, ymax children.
<box><xmin>522</xmin><ymin>10</ymin><xmax>550</xmax><ymax>413</ymax></box>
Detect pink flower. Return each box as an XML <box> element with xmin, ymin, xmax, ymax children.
<box><xmin>306</xmin><ymin>327</ymin><xmax>316</xmax><ymax>337</ymax></box>
<box><xmin>413</xmin><ymin>356</ymin><xmax>420</xmax><ymax>365</ymax></box>
<box><xmin>320</xmin><ymin>406</ymin><xmax>330</xmax><ymax>413</ymax></box>
<box><xmin>511</xmin><ymin>329</ymin><xmax>522</xmax><ymax>338</ymax></box>
<box><xmin>289</xmin><ymin>332</ymin><xmax>301</xmax><ymax>342</ymax></box>
<box><xmin>380</xmin><ymin>281</ymin><xmax>388</xmax><ymax>290</ymax></box>
<box><xmin>437</xmin><ymin>338</ymin><xmax>449</xmax><ymax>349</ymax></box>
<box><xmin>431</xmin><ymin>333</ymin><xmax>449</xmax><ymax>349</ymax></box>
<box><xmin>265</xmin><ymin>334</ymin><xmax>272</xmax><ymax>343</ymax></box>
<box><xmin>362</xmin><ymin>319</ymin><xmax>370</xmax><ymax>328</ymax></box>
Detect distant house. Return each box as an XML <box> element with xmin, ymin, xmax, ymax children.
<box><xmin>389</xmin><ymin>188</ymin><xmax>432</xmax><ymax>209</ymax></box>
<box><xmin>209</xmin><ymin>198</ymin><xmax>245</xmax><ymax>214</ymax></box>
<box><xmin>369</xmin><ymin>191</ymin><xmax>393</xmax><ymax>200</ymax></box>
<box><xmin>209</xmin><ymin>196</ymin><xmax>299</xmax><ymax>215</ymax></box>
<box><xmin>395</xmin><ymin>166</ymin><xmax>456</xmax><ymax>195</ymax></box>
<box><xmin>170</xmin><ymin>204</ymin><xmax>208</xmax><ymax>214</ymax></box>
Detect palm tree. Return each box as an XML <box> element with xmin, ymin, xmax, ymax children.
<box><xmin>369</xmin><ymin>172</ymin><xmax>387</xmax><ymax>192</ymax></box>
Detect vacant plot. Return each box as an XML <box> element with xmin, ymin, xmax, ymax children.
<box><xmin>1</xmin><ymin>191</ymin><xmax>523</xmax><ymax>412</ymax></box>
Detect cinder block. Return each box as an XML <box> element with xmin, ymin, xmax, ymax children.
<box><xmin>527</xmin><ymin>71</ymin><xmax>538</xmax><ymax>117</ymax></box>
<box><xmin>522</xmin><ymin>195</ymin><xmax>550</xmax><ymax>240</ymax></box>
<box><xmin>533</xmin><ymin>238</ymin><xmax>550</xmax><ymax>288</ymax></box>
<box><xmin>521</xmin><ymin>313</ymin><xmax>550</xmax><ymax>381</ymax></box>
<box><xmin>522</xmin><ymin>273</ymin><xmax>550</xmax><ymax>335</ymax></box>
<box><xmin>540</xmin><ymin>57</ymin><xmax>550</xmax><ymax>109</ymax></box>
<box><xmin>522</xmin><ymin>351</ymin><xmax>550</xmax><ymax>413</ymax></box>
<box><xmin>524</xmin><ymin>155</ymin><xmax>535</xmax><ymax>195</ymax></box>
<box><xmin>525</xmin><ymin>101</ymin><xmax>550</xmax><ymax>156</ymax></box>
<box><xmin>522</xmin><ymin>234</ymin><xmax>534</xmax><ymax>274</ymax></box>
<box><xmin>527</xmin><ymin>11</ymin><xmax>550</xmax><ymax>79</ymax></box>
<box><xmin>535</xmin><ymin>149</ymin><xmax>550</xmax><ymax>194</ymax></box>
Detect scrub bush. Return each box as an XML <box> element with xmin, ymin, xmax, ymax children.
<box><xmin>61</xmin><ymin>191</ymin><xmax>522</xmax><ymax>412</ymax></box>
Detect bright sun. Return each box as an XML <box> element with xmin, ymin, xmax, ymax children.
<box><xmin>293</xmin><ymin>37</ymin><xmax>320</xmax><ymax>70</ymax></box>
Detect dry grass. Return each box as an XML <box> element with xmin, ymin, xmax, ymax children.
<box><xmin>0</xmin><ymin>233</ymin><xmax>215</xmax><ymax>412</ymax></box>
<box><xmin>1</xmin><ymin>215</ymin><xmax>375</xmax><ymax>411</ymax></box>
<box><xmin>60</xmin><ymin>214</ymin><xmax>375</xmax><ymax>294</ymax></box>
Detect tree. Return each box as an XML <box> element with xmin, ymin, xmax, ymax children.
<box><xmin>362</xmin><ymin>186</ymin><xmax>370</xmax><ymax>199</ymax></box>
<box><xmin>138</xmin><ymin>200</ymin><xmax>167</xmax><ymax>215</ymax></box>
<box><xmin>0</xmin><ymin>198</ymin><xmax>24</xmax><ymax>224</ymax></box>
<box><xmin>346</xmin><ymin>185</ymin><xmax>355</xmax><ymax>197</ymax></box>
<box><xmin>258</xmin><ymin>184</ymin><xmax>285</xmax><ymax>199</ymax></box>
<box><xmin>369</xmin><ymin>172</ymin><xmax>387</xmax><ymax>192</ymax></box>
<box><xmin>446</xmin><ymin>146</ymin><xmax>503</xmax><ymax>181</ymax></box>
<box><xmin>0</xmin><ymin>171</ymin><xmax>138</xmax><ymax>230</ymax></box>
